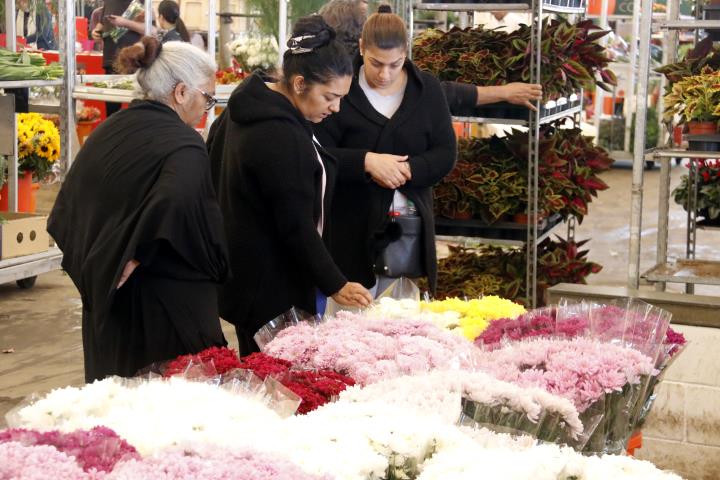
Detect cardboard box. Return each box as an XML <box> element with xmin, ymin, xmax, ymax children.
<box><xmin>0</xmin><ymin>213</ymin><xmax>50</xmax><ymax>260</ymax></box>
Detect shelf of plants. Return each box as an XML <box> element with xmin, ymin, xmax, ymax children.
<box><xmin>415</xmin><ymin>0</ymin><xmax>586</xmax><ymax>15</ymax></box>
<box><xmin>629</xmin><ymin>5</ymin><xmax>720</xmax><ymax>293</ymax></box>
<box><xmin>72</xmin><ymin>86</ymin><xmax>142</xmax><ymax>104</ymax></box>
<box><xmin>453</xmin><ymin>93</ymin><xmax>582</xmax><ymax>126</ymax></box>
<box><xmin>0</xmin><ymin>0</ymin><xmax>68</xmax><ymax>288</ymax></box>
<box><xmin>435</xmin><ymin>213</ymin><xmax>562</xmax><ymax>243</ymax></box>
<box><xmin>412</xmin><ymin>3</ymin><xmax>616</xmax><ymax>306</ymax></box>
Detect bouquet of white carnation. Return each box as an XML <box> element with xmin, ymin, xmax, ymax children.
<box><xmin>228</xmin><ymin>36</ymin><xmax>279</xmax><ymax>72</ymax></box>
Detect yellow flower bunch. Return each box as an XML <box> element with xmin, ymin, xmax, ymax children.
<box><xmin>421</xmin><ymin>296</ymin><xmax>526</xmax><ymax>341</ymax></box>
<box><xmin>17</xmin><ymin>113</ymin><xmax>60</xmax><ymax>180</ymax></box>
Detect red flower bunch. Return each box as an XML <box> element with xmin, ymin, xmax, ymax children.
<box><xmin>163</xmin><ymin>346</ymin><xmax>242</xmax><ymax>377</ymax></box>
<box><xmin>665</xmin><ymin>327</ymin><xmax>687</xmax><ymax>357</ymax></box>
<box><xmin>238</xmin><ymin>353</ymin><xmax>355</xmax><ymax>414</ymax></box>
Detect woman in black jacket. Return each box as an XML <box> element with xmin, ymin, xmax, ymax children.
<box><xmin>314</xmin><ymin>6</ymin><xmax>456</xmax><ymax>295</ymax></box>
<box><xmin>207</xmin><ymin>15</ymin><xmax>372</xmax><ymax>354</ymax></box>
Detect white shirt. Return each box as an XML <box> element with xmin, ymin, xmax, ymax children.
<box><xmin>311</xmin><ymin>135</ymin><xmax>327</xmax><ymax>236</ymax></box>
<box><xmin>358</xmin><ymin>66</ymin><xmax>410</xmax><ymax>213</ymax></box>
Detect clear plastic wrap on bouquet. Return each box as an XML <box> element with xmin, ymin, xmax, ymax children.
<box><xmin>324</xmin><ymin>277</ymin><xmax>421</xmax><ymax>318</ymax></box>
<box><xmin>254</xmin><ymin>307</ymin><xmax>322</xmax><ymax>351</ymax></box>
<box><xmin>458</xmin><ymin>391</ymin><xmax>603</xmax><ymax>452</ymax></box>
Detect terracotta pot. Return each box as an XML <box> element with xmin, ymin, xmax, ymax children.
<box><xmin>0</xmin><ymin>171</ymin><xmax>34</xmax><ymax>212</ymax></box>
<box><xmin>452</xmin><ymin>209</ymin><xmax>473</xmax><ymax>220</ymax></box>
<box><xmin>76</xmin><ymin>120</ymin><xmax>97</xmax><ymax>146</ymax></box>
<box><xmin>687</xmin><ymin>121</ymin><xmax>718</xmax><ymax>135</ymax></box>
<box><xmin>513</xmin><ymin>213</ymin><xmax>546</xmax><ymax>224</ymax></box>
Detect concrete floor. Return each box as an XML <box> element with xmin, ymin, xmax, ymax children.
<box><xmin>1</xmin><ymin>160</ymin><xmax>718</xmax><ymax>470</ymax></box>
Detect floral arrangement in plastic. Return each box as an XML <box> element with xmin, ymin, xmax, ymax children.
<box><xmin>340</xmin><ymin>370</ymin><xmax>586</xmax><ymax>446</ymax></box>
<box><xmin>264</xmin><ymin>312</ymin><xmax>481</xmax><ymax>385</ymax></box>
<box><xmin>7</xmin><ymin>376</ymin><xmax>288</xmax><ymax>455</ymax></box>
<box><xmin>0</xmin><ymin>441</ymin><xmax>91</xmax><ymax>480</ymax></box>
<box><xmin>215</xmin><ymin>60</ymin><xmax>248</xmax><ymax>85</ymax></box>
<box><xmin>477</xmin><ymin>337</ymin><xmax>655</xmax><ymax>454</ymax></box>
<box><xmin>361</xmin><ymin>295</ymin><xmax>525</xmax><ymax>340</ymax></box>
<box><xmin>17</xmin><ymin>112</ymin><xmax>60</xmax><ymax>181</ymax></box>
<box><xmin>237</xmin><ymin>352</ymin><xmax>355</xmax><ymax>414</ymax></box>
<box><xmin>422</xmin><ymin>296</ymin><xmax>526</xmax><ymax>340</ymax></box>
<box><xmin>0</xmin><ymin>426</ymin><xmax>139</xmax><ymax>473</ymax></box>
<box><xmin>162</xmin><ymin>346</ymin><xmax>243</xmax><ymax>377</ymax></box>
<box><xmin>104</xmin><ymin>446</ymin><xmax>331</xmax><ymax>480</ymax></box>
<box><xmin>76</xmin><ymin>106</ymin><xmax>101</xmax><ymax>123</ymax></box>
<box><xmin>228</xmin><ymin>36</ymin><xmax>279</xmax><ymax>71</ymax></box>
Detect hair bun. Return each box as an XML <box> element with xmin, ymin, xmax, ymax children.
<box><xmin>114</xmin><ymin>36</ymin><xmax>162</xmax><ymax>74</ymax></box>
<box><xmin>377</xmin><ymin>4</ymin><xmax>393</xmax><ymax>13</ymax></box>
<box><xmin>287</xmin><ymin>14</ymin><xmax>337</xmax><ymax>53</ymax></box>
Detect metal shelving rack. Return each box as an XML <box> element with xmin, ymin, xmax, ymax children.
<box><xmin>629</xmin><ymin>0</ymin><xmax>720</xmax><ymax>292</ymax></box>
<box><xmin>0</xmin><ymin>0</ymin><xmax>66</xmax><ymax>287</ymax></box>
<box><xmin>409</xmin><ymin>0</ymin><xmax>586</xmax><ymax>307</ymax></box>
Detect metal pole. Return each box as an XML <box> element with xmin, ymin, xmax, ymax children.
<box><xmin>526</xmin><ymin>0</ymin><xmax>542</xmax><ymax>308</ymax></box>
<box><xmin>219</xmin><ymin>0</ymin><xmax>232</xmax><ymax>68</ymax></box>
<box><xmin>278</xmin><ymin>0</ymin><xmax>288</xmax><ymax>61</ymax></box>
<box><xmin>624</xmin><ymin>6</ymin><xmax>641</xmax><ymax>152</ymax></box>
<box><xmin>60</xmin><ymin>0</ymin><xmax>76</xmax><ymax>173</ymax></box>
<box><xmin>593</xmin><ymin>0</ymin><xmax>609</xmax><ymax>144</ymax></box>
<box><xmin>627</xmin><ymin>0</ymin><xmax>654</xmax><ymax>289</ymax></box>
<box><xmin>655</xmin><ymin>155</ymin><xmax>670</xmax><ymax>292</ymax></box>
<box><xmin>144</xmin><ymin>0</ymin><xmax>153</xmax><ymax>35</ymax></box>
<box><xmin>686</xmin><ymin>158</ymin><xmax>697</xmax><ymax>294</ymax></box>
<box><xmin>6</xmin><ymin>0</ymin><xmax>16</xmax><ymax>52</ymax></box>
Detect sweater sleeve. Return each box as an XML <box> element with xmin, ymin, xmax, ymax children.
<box><xmin>407</xmin><ymin>80</ymin><xmax>458</xmax><ymax>188</ymax></box>
<box><xmin>248</xmin><ymin>130</ymin><xmax>348</xmax><ymax>296</ymax></box>
<box><xmin>314</xmin><ymin>115</ymin><xmax>370</xmax><ymax>184</ymax></box>
<box><xmin>441</xmin><ymin>81</ymin><xmax>478</xmax><ymax>117</ymax></box>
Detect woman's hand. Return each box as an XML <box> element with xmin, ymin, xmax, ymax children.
<box><xmin>117</xmin><ymin>259</ymin><xmax>140</xmax><ymax>289</ymax></box>
<box><xmin>500</xmin><ymin>83</ymin><xmax>543</xmax><ymax>110</ymax></box>
<box><xmin>91</xmin><ymin>24</ymin><xmax>103</xmax><ymax>41</ymax></box>
<box><xmin>364</xmin><ymin>152</ymin><xmax>411</xmax><ymax>189</ymax></box>
<box><xmin>331</xmin><ymin>282</ymin><xmax>373</xmax><ymax>307</ymax></box>
<box><xmin>106</xmin><ymin>15</ymin><xmax>128</xmax><ymax>28</ymax></box>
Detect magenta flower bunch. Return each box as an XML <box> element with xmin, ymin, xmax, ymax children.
<box><xmin>0</xmin><ymin>441</ymin><xmax>93</xmax><ymax>480</ymax></box>
<box><xmin>0</xmin><ymin>426</ymin><xmax>139</xmax><ymax>473</ymax></box>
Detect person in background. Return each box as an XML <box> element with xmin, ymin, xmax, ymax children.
<box><xmin>16</xmin><ymin>0</ymin><xmax>57</xmax><ymax>50</ymax></box>
<box><xmin>207</xmin><ymin>15</ymin><xmax>372</xmax><ymax>355</ymax></box>
<box><xmin>318</xmin><ymin>0</ymin><xmax>542</xmax><ymax>114</ymax></box>
<box><xmin>314</xmin><ymin>6</ymin><xmax>456</xmax><ymax>296</ymax></box>
<box><xmin>48</xmin><ymin>37</ymin><xmax>229</xmax><ymax>382</ymax></box>
<box><xmin>92</xmin><ymin>0</ymin><xmax>156</xmax><ymax>116</ymax></box>
<box><xmin>157</xmin><ymin>0</ymin><xmax>190</xmax><ymax>43</ymax></box>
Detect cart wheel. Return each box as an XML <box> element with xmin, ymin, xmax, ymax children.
<box><xmin>645</xmin><ymin>161</ymin><xmax>655</xmax><ymax>170</ymax></box>
<box><xmin>16</xmin><ymin>276</ymin><xmax>37</xmax><ymax>289</ymax></box>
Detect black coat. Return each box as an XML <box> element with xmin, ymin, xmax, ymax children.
<box><xmin>207</xmin><ymin>73</ymin><xmax>347</xmax><ymax>337</ymax></box>
<box><xmin>48</xmin><ymin>101</ymin><xmax>229</xmax><ymax>381</ymax></box>
<box><xmin>314</xmin><ymin>59</ymin><xmax>457</xmax><ymax>292</ymax></box>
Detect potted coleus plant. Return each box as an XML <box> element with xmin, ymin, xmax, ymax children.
<box><xmin>673</xmin><ymin>159</ymin><xmax>720</xmax><ymax>225</ymax></box>
<box><xmin>663</xmin><ymin>67</ymin><xmax>720</xmax><ymax>135</ymax></box>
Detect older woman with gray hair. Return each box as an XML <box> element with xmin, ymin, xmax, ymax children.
<box><xmin>48</xmin><ymin>37</ymin><xmax>230</xmax><ymax>382</ymax></box>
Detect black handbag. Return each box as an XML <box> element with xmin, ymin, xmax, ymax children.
<box><xmin>373</xmin><ymin>211</ymin><xmax>425</xmax><ymax>278</ymax></box>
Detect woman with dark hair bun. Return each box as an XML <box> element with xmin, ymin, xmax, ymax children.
<box><xmin>314</xmin><ymin>5</ymin><xmax>457</xmax><ymax>296</ymax></box>
<box><xmin>49</xmin><ymin>38</ymin><xmax>229</xmax><ymax>382</ymax></box>
<box><xmin>208</xmin><ymin>15</ymin><xmax>373</xmax><ymax>354</ymax></box>
<box><xmin>158</xmin><ymin>0</ymin><xmax>190</xmax><ymax>43</ymax></box>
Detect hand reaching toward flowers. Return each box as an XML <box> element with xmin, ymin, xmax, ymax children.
<box><xmin>332</xmin><ymin>282</ymin><xmax>373</xmax><ymax>307</ymax></box>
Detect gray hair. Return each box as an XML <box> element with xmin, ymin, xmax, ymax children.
<box><xmin>319</xmin><ymin>0</ymin><xmax>365</xmax><ymax>58</ymax></box>
<box><xmin>135</xmin><ymin>42</ymin><xmax>216</xmax><ymax>101</ymax></box>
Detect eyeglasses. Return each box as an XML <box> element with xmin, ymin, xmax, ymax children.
<box><xmin>195</xmin><ymin>88</ymin><xmax>218</xmax><ymax>111</ymax></box>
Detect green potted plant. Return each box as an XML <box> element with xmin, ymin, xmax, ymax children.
<box><xmin>673</xmin><ymin>159</ymin><xmax>720</xmax><ymax>225</ymax></box>
<box><xmin>663</xmin><ymin>67</ymin><xmax>720</xmax><ymax>134</ymax></box>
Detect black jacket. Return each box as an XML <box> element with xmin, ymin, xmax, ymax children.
<box><xmin>207</xmin><ymin>73</ymin><xmax>347</xmax><ymax>334</ymax></box>
<box><xmin>314</xmin><ymin>59</ymin><xmax>457</xmax><ymax>292</ymax></box>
